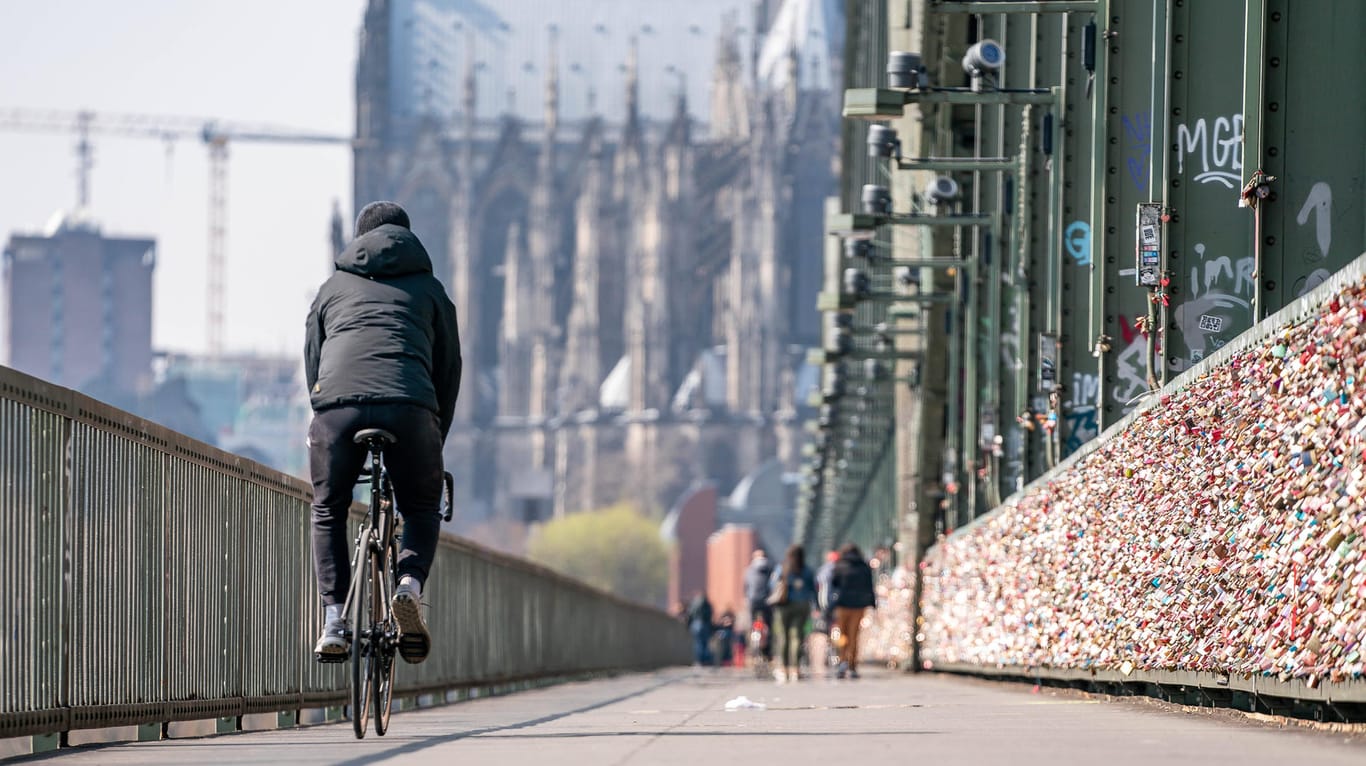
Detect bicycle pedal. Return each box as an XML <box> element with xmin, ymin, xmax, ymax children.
<box><xmin>315</xmin><ymin>651</ymin><xmax>347</xmax><ymax>665</ymax></box>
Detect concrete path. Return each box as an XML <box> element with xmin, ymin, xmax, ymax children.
<box><xmin>11</xmin><ymin>667</ymin><xmax>1366</xmax><ymax>765</ymax></box>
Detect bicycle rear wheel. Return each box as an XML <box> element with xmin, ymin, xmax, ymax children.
<box><xmin>372</xmin><ymin>543</ymin><xmax>396</xmax><ymax>735</ymax></box>
<box><xmin>350</xmin><ymin>529</ymin><xmax>374</xmax><ymax>739</ymax></box>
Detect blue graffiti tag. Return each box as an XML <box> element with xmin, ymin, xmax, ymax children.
<box><xmin>1064</xmin><ymin>221</ymin><xmax>1091</xmax><ymax>266</ymax></box>
<box><xmin>1122</xmin><ymin>112</ymin><xmax>1152</xmax><ymax>192</ymax></box>
<box><xmin>1063</xmin><ymin>406</ymin><xmax>1099</xmax><ymax>455</ymax></box>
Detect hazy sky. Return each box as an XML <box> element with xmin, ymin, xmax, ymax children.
<box><xmin>0</xmin><ymin>0</ymin><xmax>366</xmax><ymax>357</ymax></box>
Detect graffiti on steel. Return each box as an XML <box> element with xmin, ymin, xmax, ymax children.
<box><xmin>1293</xmin><ymin>182</ymin><xmax>1336</xmax><ymax>297</ymax></box>
<box><xmin>1000</xmin><ymin>298</ymin><xmax>1021</xmax><ymax>374</ymax></box>
<box><xmin>1171</xmin><ymin>243</ymin><xmax>1254</xmax><ymax>370</ymax></box>
<box><xmin>1062</xmin><ymin>371</ymin><xmax>1099</xmax><ymax>455</ymax></box>
<box><xmin>1122</xmin><ymin>112</ymin><xmax>1152</xmax><ymax>192</ymax></box>
<box><xmin>1175</xmin><ymin>113</ymin><xmax>1243</xmax><ymax>188</ymax></box>
<box><xmin>1064</xmin><ymin>220</ymin><xmax>1091</xmax><ymax>266</ymax></box>
<box><xmin>1297</xmin><ymin>181</ymin><xmax>1333</xmax><ymax>261</ymax></box>
<box><xmin>1112</xmin><ymin>315</ymin><xmax>1150</xmax><ymax>404</ymax></box>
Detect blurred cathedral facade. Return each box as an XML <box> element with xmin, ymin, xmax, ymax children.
<box><xmin>348</xmin><ymin>0</ymin><xmax>842</xmax><ymax>531</ymax></box>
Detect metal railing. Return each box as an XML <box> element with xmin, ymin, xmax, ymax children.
<box><xmin>0</xmin><ymin>366</ymin><xmax>690</xmax><ymax>738</ymax></box>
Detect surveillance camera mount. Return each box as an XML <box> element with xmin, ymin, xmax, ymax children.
<box><xmin>843</xmin><ymin>86</ymin><xmax>1059</xmax><ymax>121</ymax></box>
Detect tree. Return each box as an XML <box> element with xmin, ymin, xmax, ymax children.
<box><xmin>525</xmin><ymin>502</ymin><xmax>669</xmax><ymax>607</ymax></box>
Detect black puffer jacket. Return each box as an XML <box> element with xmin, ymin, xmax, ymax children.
<box><xmin>831</xmin><ymin>550</ymin><xmax>876</xmax><ymax>609</ymax></box>
<box><xmin>304</xmin><ymin>224</ymin><xmax>462</xmax><ymax>436</ymax></box>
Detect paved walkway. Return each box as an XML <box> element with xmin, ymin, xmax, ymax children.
<box><xmin>13</xmin><ymin>667</ymin><xmax>1366</xmax><ymax>765</ymax></box>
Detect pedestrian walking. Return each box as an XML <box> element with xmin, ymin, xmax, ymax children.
<box><xmin>687</xmin><ymin>591</ymin><xmax>714</xmax><ymax>666</ymax></box>
<box><xmin>767</xmin><ymin>544</ymin><xmax>817</xmax><ymax>683</ymax></box>
<box><xmin>743</xmin><ymin>549</ymin><xmax>774</xmax><ymax>659</ymax></box>
<box><xmin>710</xmin><ymin>610</ymin><xmax>736</xmax><ymax>666</ymax></box>
<box><xmin>815</xmin><ymin>549</ymin><xmax>839</xmax><ymax>616</ymax></box>
<box><xmin>829</xmin><ymin>543</ymin><xmax>876</xmax><ymax>678</ymax></box>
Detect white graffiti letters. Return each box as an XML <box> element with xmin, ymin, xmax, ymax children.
<box><xmin>1064</xmin><ymin>372</ymin><xmax>1099</xmax><ymax>409</ymax></box>
<box><xmin>1296</xmin><ymin>182</ymin><xmax>1333</xmax><ymax>260</ymax></box>
<box><xmin>1175</xmin><ymin>114</ymin><xmax>1243</xmax><ymax>188</ymax></box>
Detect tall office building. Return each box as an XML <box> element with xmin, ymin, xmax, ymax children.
<box><xmin>2</xmin><ymin>211</ymin><xmax>155</xmax><ymax>398</ymax></box>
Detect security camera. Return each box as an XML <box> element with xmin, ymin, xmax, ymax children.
<box><xmin>861</xmin><ymin>184</ymin><xmax>892</xmax><ymax>215</ymax></box>
<box><xmin>827</xmin><ymin>332</ymin><xmax>853</xmax><ymax>356</ymax></box>
<box><xmin>962</xmin><ymin>39</ymin><xmax>1005</xmax><ymax>91</ymax></box>
<box><xmin>829</xmin><ymin>361</ymin><xmax>848</xmax><ymax>382</ymax></box>
<box><xmin>887</xmin><ymin>51</ymin><xmax>926</xmax><ymax>90</ymax></box>
<box><xmin>962</xmin><ymin>39</ymin><xmax>1005</xmax><ymax>74</ymax></box>
<box><xmin>866</xmin><ymin>124</ymin><xmax>901</xmax><ymax>159</ymax></box>
<box><xmin>923</xmin><ymin>176</ymin><xmax>961</xmax><ymax>206</ymax></box>
<box><xmin>842</xmin><ymin>268</ymin><xmax>871</xmax><ymax>297</ymax></box>
<box><xmin>844</xmin><ymin>238</ymin><xmax>873</xmax><ymax>260</ymax></box>
<box><xmin>822</xmin><ymin>376</ymin><xmax>845</xmax><ymax>402</ymax></box>
<box><xmin>893</xmin><ymin>265</ymin><xmax>920</xmax><ymax>288</ymax></box>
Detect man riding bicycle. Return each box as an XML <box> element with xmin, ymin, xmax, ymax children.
<box><xmin>305</xmin><ymin>201</ymin><xmax>462</xmax><ymax>665</ymax></box>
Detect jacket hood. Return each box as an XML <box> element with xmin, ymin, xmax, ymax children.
<box><xmin>335</xmin><ymin>224</ymin><xmax>432</xmax><ymax>278</ymax></box>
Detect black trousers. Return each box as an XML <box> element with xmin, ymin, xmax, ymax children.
<box><xmin>309</xmin><ymin>403</ymin><xmax>444</xmax><ymax>606</ymax></box>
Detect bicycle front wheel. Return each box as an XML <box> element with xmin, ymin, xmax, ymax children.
<box><xmin>350</xmin><ymin>529</ymin><xmax>374</xmax><ymax>739</ymax></box>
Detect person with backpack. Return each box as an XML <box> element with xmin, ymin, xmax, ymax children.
<box><xmin>767</xmin><ymin>544</ymin><xmax>818</xmax><ymax>683</ymax></box>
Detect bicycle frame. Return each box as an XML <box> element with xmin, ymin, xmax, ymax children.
<box><xmin>340</xmin><ymin>446</ymin><xmax>396</xmax><ymax>631</ymax></box>
<box><xmin>342</xmin><ymin>438</ymin><xmax>401</xmax><ymax>738</ymax></box>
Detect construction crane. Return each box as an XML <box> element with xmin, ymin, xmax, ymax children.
<box><xmin>0</xmin><ymin>108</ymin><xmax>351</xmax><ymax>356</ymax></box>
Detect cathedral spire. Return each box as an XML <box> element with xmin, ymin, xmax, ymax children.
<box><xmin>329</xmin><ymin>199</ymin><xmax>344</xmax><ymax>263</ymax></box>
<box><xmin>544</xmin><ymin>25</ymin><xmax>560</xmax><ymax>136</ymax></box>
<box><xmin>462</xmin><ymin>27</ymin><xmax>477</xmax><ymax>138</ymax></box>
<box><xmin>625</xmin><ymin>36</ymin><xmax>639</xmax><ymax>127</ymax></box>
<box><xmin>710</xmin><ymin>14</ymin><xmax>749</xmax><ymax>140</ymax></box>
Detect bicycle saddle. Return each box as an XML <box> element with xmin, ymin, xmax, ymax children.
<box><xmin>352</xmin><ymin>428</ymin><xmax>398</xmax><ymax>446</ymax></box>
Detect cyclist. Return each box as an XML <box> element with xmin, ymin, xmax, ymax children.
<box><xmin>305</xmin><ymin>201</ymin><xmax>462</xmax><ymax>665</ymax></box>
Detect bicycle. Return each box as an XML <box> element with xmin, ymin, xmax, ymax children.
<box><xmin>745</xmin><ymin>616</ymin><xmax>771</xmax><ymax>679</ymax></box>
<box><xmin>341</xmin><ymin>428</ymin><xmax>454</xmax><ymax>739</ymax></box>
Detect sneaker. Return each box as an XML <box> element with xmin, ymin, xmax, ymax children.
<box><xmin>313</xmin><ymin>617</ymin><xmax>349</xmax><ymax>663</ymax></box>
<box><xmin>788</xmin><ymin>668</ymin><xmax>800</xmax><ymax>683</ymax></box>
<box><xmin>773</xmin><ymin>667</ymin><xmax>787</xmax><ymax>684</ymax></box>
<box><xmin>836</xmin><ymin>661</ymin><xmax>849</xmax><ymax>679</ymax></box>
<box><xmin>849</xmin><ymin>668</ymin><xmax>861</xmax><ymax>680</ymax></box>
<box><xmin>391</xmin><ymin>579</ymin><xmax>431</xmax><ymax>664</ymax></box>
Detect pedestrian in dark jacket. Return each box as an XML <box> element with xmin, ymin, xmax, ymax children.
<box><xmin>830</xmin><ymin>543</ymin><xmax>877</xmax><ymax>678</ymax></box>
<box><xmin>687</xmin><ymin>592</ymin><xmax>715</xmax><ymax>666</ymax></box>
<box><xmin>306</xmin><ymin>201</ymin><xmax>462</xmax><ymax>666</ymax></box>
